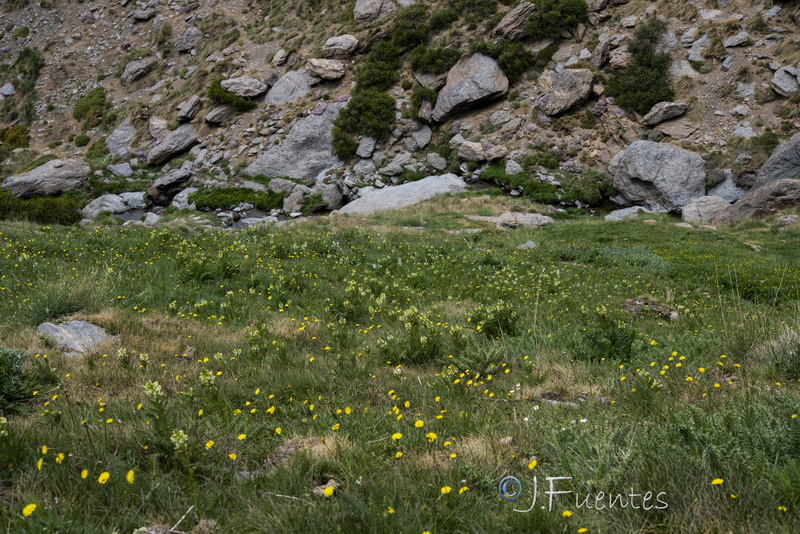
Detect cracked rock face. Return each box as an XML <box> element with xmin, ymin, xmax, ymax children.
<box><xmin>432</xmin><ymin>54</ymin><xmax>509</xmax><ymax>122</ymax></box>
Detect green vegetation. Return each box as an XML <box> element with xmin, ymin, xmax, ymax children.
<box><xmin>335</xmin><ymin>90</ymin><xmax>396</xmax><ymax>140</ymax></box>
<box><xmin>409</xmin><ymin>45</ymin><xmax>461</xmax><ymax>74</ymax></box>
<box><xmin>0</xmin><ymin>191</ymin><xmax>82</xmax><ymax>225</ymax></box>
<box><xmin>0</xmin><ymin>199</ymin><xmax>799</xmax><ymax>531</ymax></box>
<box><xmin>331</xmin><ymin>127</ymin><xmax>358</xmax><ymax>161</ymax></box>
<box><xmin>482</xmin><ymin>163</ymin><xmax>614</xmax><ymax>205</ymax></box>
<box><xmin>0</xmin><ymin>47</ymin><xmax>44</xmax><ymax>126</ymax></box>
<box><xmin>470</xmin><ymin>40</ymin><xmax>533</xmax><ymax>84</ymax></box>
<box><xmin>72</xmin><ymin>87</ymin><xmax>112</xmax><ymax>130</ymax></box>
<box><xmin>188</xmin><ymin>187</ymin><xmax>284</xmax><ymax>212</ymax></box>
<box><xmin>12</xmin><ymin>26</ymin><xmax>29</xmax><ymax>39</ymax></box>
<box><xmin>448</xmin><ymin>0</ymin><xmax>497</xmax><ymax>20</ymax></box>
<box><xmin>0</xmin><ymin>125</ymin><xmax>29</xmax><ymax>150</ymax></box>
<box><xmin>527</xmin><ymin>0</ymin><xmax>589</xmax><ymax>40</ymax></box>
<box><xmin>391</xmin><ymin>4</ymin><xmax>429</xmax><ymax>49</ymax></box>
<box><xmin>429</xmin><ymin>8</ymin><xmax>459</xmax><ymax>31</ymax></box>
<box><xmin>208</xmin><ymin>79</ymin><xmax>257</xmax><ymax>112</ymax></box>
<box><xmin>408</xmin><ymin>85</ymin><xmax>439</xmax><ymax>118</ymax></box>
<box><xmin>74</xmin><ymin>134</ymin><xmax>90</xmax><ymax>148</ymax></box>
<box><xmin>607</xmin><ymin>19</ymin><xmax>674</xmax><ymax>115</ymax></box>
<box><xmin>353</xmin><ymin>41</ymin><xmax>401</xmax><ymax>92</ymax></box>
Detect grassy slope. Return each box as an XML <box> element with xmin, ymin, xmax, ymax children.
<box><xmin>0</xmin><ymin>195</ymin><xmax>799</xmax><ymax>533</ymax></box>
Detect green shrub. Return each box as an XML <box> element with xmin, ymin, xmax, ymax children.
<box><xmin>470</xmin><ymin>40</ymin><xmax>532</xmax><ymax>84</ymax></box>
<box><xmin>332</xmin><ymin>127</ymin><xmax>358</xmax><ymax>161</ymax></box>
<box><xmin>74</xmin><ymin>134</ymin><xmax>90</xmax><ymax>147</ymax></box>
<box><xmin>12</xmin><ymin>26</ymin><xmax>29</xmax><ymax>39</ymax></box>
<box><xmin>607</xmin><ymin>20</ymin><xmax>673</xmax><ymax>115</ymax></box>
<box><xmin>354</xmin><ymin>41</ymin><xmax>401</xmax><ymax>92</ymax></box>
<box><xmin>208</xmin><ymin>79</ymin><xmax>257</xmax><ymax>112</ymax></box>
<box><xmin>448</xmin><ymin>0</ymin><xmax>497</xmax><ymax>19</ymax></box>
<box><xmin>574</xmin><ymin>311</ymin><xmax>637</xmax><ymax>362</ymax></box>
<box><xmin>392</xmin><ymin>4</ymin><xmax>429</xmax><ymax>48</ymax></box>
<box><xmin>86</xmin><ymin>138</ymin><xmax>109</xmax><ymax>161</ymax></box>
<box><xmin>73</xmin><ymin>87</ymin><xmax>110</xmax><ymax>129</ymax></box>
<box><xmin>0</xmin><ymin>191</ymin><xmax>82</xmax><ymax>226</ymax></box>
<box><xmin>0</xmin><ymin>125</ymin><xmax>29</xmax><ymax>149</ymax></box>
<box><xmin>409</xmin><ymin>45</ymin><xmax>461</xmax><ymax>74</ymax></box>
<box><xmin>523</xmin><ymin>150</ymin><xmax>559</xmax><ymax>170</ymax></box>
<box><xmin>527</xmin><ymin>0</ymin><xmax>589</xmax><ymax>40</ymax></box>
<box><xmin>188</xmin><ymin>187</ymin><xmax>284</xmax><ymax>211</ymax></box>
<box><xmin>335</xmin><ymin>89</ymin><xmax>396</xmax><ymax>140</ymax></box>
<box><xmin>429</xmin><ymin>8</ymin><xmax>458</xmax><ymax>31</ymax></box>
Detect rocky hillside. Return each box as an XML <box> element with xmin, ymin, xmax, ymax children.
<box><xmin>0</xmin><ymin>0</ymin><xmax>799</xmax><ymax>227</ymax></box>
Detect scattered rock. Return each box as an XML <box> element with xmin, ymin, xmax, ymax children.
<box><xmin>306</xmin><ymin>58</ymin><xmax>346</xmax><ymax>80</ymax></box>
<box><xmin>121</xmin><ymin>56</ymin><xmax>157</xmax><ymax>86</ymax></box>
<box><xmin>356</xmin><ymin>136</ymin><xmax>377</xmax><ymax>158</ymax></box>
<box><xmin>771</xmin><ymin>66</ymin><xmax>799</xmax><ymax>97</ymax></box>
<box><xmin>82</xmin><ymin>194</ymin><xmax>128</xmax><ymax>219</ymax></box>
<box><xmin>491</xmin><ymin>2</ymin><xmax>537</xmax><ymax>40</ymax></box>
<box><xmin>604</xmin><ymin>206</ymin><xmax>656</xmax><ymax>221</ymax></box>
<box><xmin>177</xmin><ymin>95</ymin><xmax>202</xmax><ymax>122</ymax></box>
<box><xmin>723</xmin><ymin>31</ymin><xmax>749</xmax><ymax>47</ymax></box>
<box><xmin>132</xmin><ymin>9</ymin><xmax>157</xmax><ymax>21</ymax></box>
<box><xmin>432</xmin><ymin>54</ymin><xmax>509</xmax><ymax>122</ymax></box>
<box><xmin>427</xmin><ymin>152</ymin><xmax>447</xmax><ymax>170</ymax></box>
<box><xmin>379</xmin><ymin>152</ymin><xmax>413</xmax><ymax>176</ymax></box>
<box><xmin>354</xmin><ymin>0</ymin><xmax>403</xmax><ymax>23</ymax></box>
<box><xmin>708</xmin><ymin>176</ymin><xmax>747</xmax><ymax>203</ymax></box>
<box><xmin>536</xmin><ymin>69</ymin><xmax>593</xmax><ymax>116</ymax></box>
<box><xmin>145</xmin><ymin>167</ymin><xmax>193</xmax><ymax>206</ymax></box>
<box><xmin>107</xmin><ymin>162</ymin><xmax>133</xmax><ymax>177</ymax></box>
<box><xmin>322</xmin><ymin>34</ymin><xmax>359</xmax><ymax>59</ymax></box>
<box><xmin>36</xmin><ymin>321</ymin><xmax>116</xmax><ymax>355</ymax></box>
<box><xmin>171</xmin><ymin>187</ymin><xmax>198</xmax><ymax>210</ymax></box>
<box><xmin>681</xmin><ymin>196</ymin><xmax>730</xmax><ymax>224</ymax></box>
<box><xmin>337</xmin><ymin>174</ymin><xmax>467</xmax><ymax>215</ymax></box>
<box><xmin>266</xmin><ymin>178</ymin><xmax>297</xmax><ymax>194</ymax></box>
<box><xmin>205</xmin><ymin>105</ymin><xmax>235</xmax><ymax>125</ymax></box>
<box><xmin>146</xmin><ymin>124</ymin><xmax>199</xmax><ymax>165</ymax></box>
<box><xmin>221</xmin><ymin>76</ymin><xmax>268</xmax><ymax>97</ymax></box>
<box><xmin>620</xmin><ymin>297</ymin><xmax>679</xmax><ymax>321</ymax></box>
<box><xmin>642</xmin><ymin>101</ymin><xmax>687</xmax><ymax>126</ymax></box>
<box><xmin>609</xmin><ymin>141</ymin><xmax>706</xmax><ymax>211</ymax></box>
<box><xmin>2</xmin><ymin>159</ymin><xmax>90</xmax><ymax>198</ymax></box>
<box><xmin>466</xmin><ymin>212</ymin><xmax>555</xmax><ymax>229</ymax></box>
<box><xmin>516</xmin><ymin>240</ymin><xmax>538</xmax><ymax>249</ymax></box>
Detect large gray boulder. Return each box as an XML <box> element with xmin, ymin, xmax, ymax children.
<box><xmin>105</xmin><ymin>117</ymin><xmax>137</xmax><ymax>157</ymax></box>
<box><xmin>609</xmin><ymin>141</ymin><xmax>706</xmax><ymax>211</ymax></box>
<box><xmin>306</xmin><ymin>59</ymin><xmax>346</xmax><ymax>80</ymax></box>
<box><xmin>82</xmin><ymin>194</ymin><xmax>128</xmax><ymax>219</ymax></box>
<box><xmin>2</xmin><ymin>159</ymin><xmax>90</xmax><ymax>198</ymax></box>
<box><xmin>145</xmin><ymin>167</ymin><xmax>193</xmax><ymax>205</ymax></box>
<box><xmin>681</xmin><ymin>196</ymin><xmax>729</xmax><ymax>224</ymax></box>
<box><xmin>146</xmin><ymin>124</ymin><xmax>198</xmax><ymax>165</ymax></box>
<box><xmin>432</xmin><ymin>54</ymin><xmax>509</xmax><ymax>122</ymax></box>
<box><xmin>642</xmin><ymin>101</ymin><xmax>687</xmax><ymax>126</ymax></box>
<box><xmin>36</xmin><ymin>321</ymin><xmax>116</xmax><ymax>355</ymax></box>
<box><xmin>221</xmin><ymin>76</ymin><xmax>268</xmax><ymax>97</ymax></box>
<box><xmin>322</xmin><ymin>34</ymin><xmax>359</xmax><ymax>59</ymax></box>
<box><xmin>753</xmin><ymin>132</ymin><xmax>800</xmax><ymax>188</ymax></box>
<box><xmin>336</xmin><ymin>174</ymin><xmax>466</xmax><ymax>215</ymax></box>
<box><xmin>244</xmin><ymin>102</ymin><xmax>345</xmax><ymax>180</ymax></box>
<box><xmin>265</xmin><ymin>69</ymin><xmax>317</xmax><ymax>106</ymax></box>
<box><xmin>175</xmin><ymin>25</ymin><xmax>202</xmax><ymax>52</ymax></box>
<box><xmin>121</xmin><ymin>56</ymin><xmax>157</xmax><ymax>85</ymax></box>
<box><xmin>536</xmin><ymin>69</ymin><xmax>593</xmax><ymax>116</ymax></box>
<box><xmin>713</xmin><ymin>179</ymin><xmax>800</xmax><ymax>225</ymax></box>
<box><xmin>491</xmin><ymin>2</ymin><xmax>537</xmax><ymax>40</ymax></box>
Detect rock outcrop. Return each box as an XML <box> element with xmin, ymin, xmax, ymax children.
<box><xmin>244</xmin><ymin>102</ymin><xmax>345</xmax><ymax>180</ymax></box>
<box><xmin>712</xmin><ymin>179</ymin><xmax>800</xmax><ymax>225</ymax></box>
<box><xmin>609</xmin><ymin>141</ymin><xmax>706</xmax><ymax>211</ymax></box>
<box><xmin>265</xmin><ymin>69</ymin><xmax>317</xmax><ymax>106</ymax></box>
<box><xmin>306</xmin><ymin>59</ymin><xmax>346</xmax><ymax>80</ymax></box>
<box><xmin>491</xmin><ymin>2</ymin><xmax>536</xmax><ymax>40</ymax></box>
<box><xmin>337</xmin><ymin>174</ymin><xmax>466</xmax><ymax>215</ymax></box>
<box><xmin>642</xmin><ymin>102</ymin><xmax>688</xmax><ymax>126</ymax></box>
<box><xmin>2</xmin><ymin>159</ymin><xmax>90</xmax><ymax>198</ymax></box>
<box><xmin>322</xmin><ymin>35</ymin><xmax>359</xmax><ymax>59</ymax></box>
<box><xmin>145</xmin><ymin>167</ymin><xmax>194</xmax><ymax>206</ymax></box>
<box><xmin>121</xmin><ymin>56</ymin><xmax>157</xmax><ymax>85</ymax></box>
<box><xmin>221</xmin><ymin>76</ymin><xmax>268</xmax><ymax>97</ymax></box>
<box><xmin>681</xmin><ymin>196</ymin><xmax>729</xmax><ymax>224</ymax></box>
<box><xmin>753</xmin><ymin>132</ymin><xmax>800</xmax><ymax>188</ymax></box>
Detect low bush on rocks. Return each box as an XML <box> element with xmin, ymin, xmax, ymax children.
<box><xmin>188</xmin><ymin>187</ymin><xmax>284</xmax><ymax>212</ymax></box>
<box><xmin>0</xmin><ymin>191</ymin><xmax>82</xmax><ymax>225</ymax></box>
